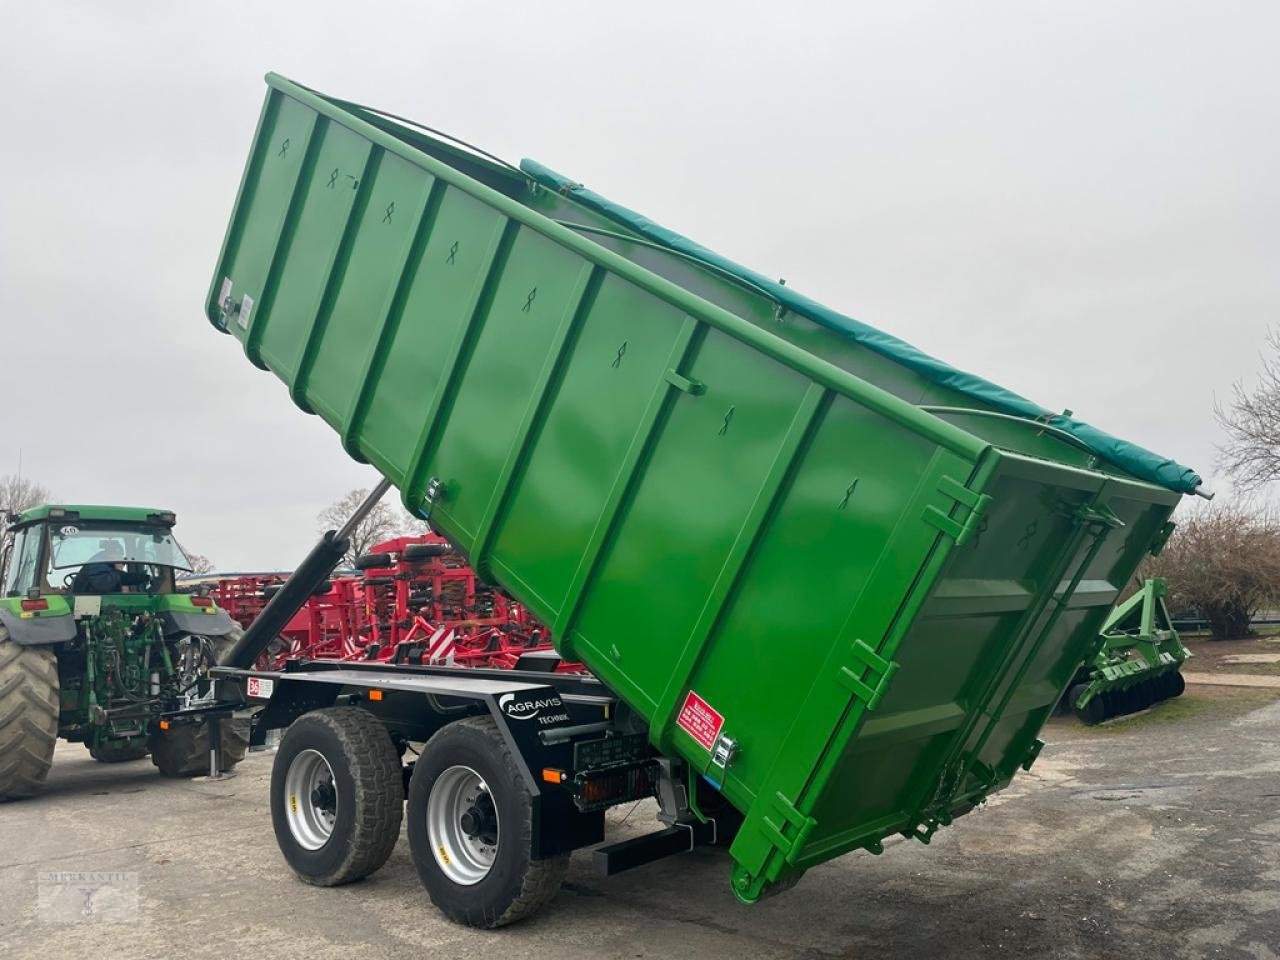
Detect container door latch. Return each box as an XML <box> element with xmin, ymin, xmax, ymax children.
<box><xmin>922</xmin><ymin>475</ymin><xmax>992</xmax><ymax>547</ymax></box>
<box><xmin>836</xmin><ymin>638</ymin><xmax>898</xmax><ymax>713</ymax></box>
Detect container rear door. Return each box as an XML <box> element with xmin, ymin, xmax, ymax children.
<box><xmin>755</xmin><ymin>450</ymin><xmax>1176</xmax><ymax>876</ymax></box>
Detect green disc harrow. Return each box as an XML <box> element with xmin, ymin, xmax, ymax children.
<box><xmin>1066</xmin><ymin>578</ymin><xmax>1189</xmax><ymax>725</ymax></box>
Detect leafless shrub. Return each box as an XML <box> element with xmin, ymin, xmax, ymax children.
<box><xmin>1144</xmin><ymin>501</ymin><xmax>1280</xmax><ymax>640</ymax></box>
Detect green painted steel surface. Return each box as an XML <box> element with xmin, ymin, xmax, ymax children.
<box><xmin>13</xmin><ymin>504</ymin><xmax>173</xmax><ymax>526</ymax></box>
<box><xmin>207</xmin><ymin>75</ymin><xmax>1190</xmax><ymax>900</ymax></box>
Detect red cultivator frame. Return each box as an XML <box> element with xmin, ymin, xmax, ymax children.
<box><xmin>210</xmin><ymin>535</ymin><xmax>576</xmax><ymax>672</ymax></box>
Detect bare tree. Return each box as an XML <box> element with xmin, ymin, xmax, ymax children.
<box><xmin>1216</xmin><ymin>328</ymin><xmax>1280</xmax><ymax>490</ymax></box>
<box><xmin>0</xmin><ymin>474</ymin><xmax>53</xmax><ymax>539</ymax></box>
<box><xmin>317</xmin><ymin>487</ymin><xmax>426</xmax><ymax>565</ymax></box>
<box><xmin>1144</xmin><ymin>501</ymin><xmax>1280</xmax><ymax>640</ymax></box>
<box><xmin>185</xmin><ymin>552</ymin><xmax>216</xmax><ymax>575</ymax></box>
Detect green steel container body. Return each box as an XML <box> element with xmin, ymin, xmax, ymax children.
<box><xmin>206</xmin><ymin>75</ymin><xmax>1184</xmax><ymax>901</ymax></box>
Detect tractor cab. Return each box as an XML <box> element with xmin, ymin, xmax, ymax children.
<box><xmin>2</xmin><ymin>505</ymin><xmax>192</xmax><ymax>599</ymax></box>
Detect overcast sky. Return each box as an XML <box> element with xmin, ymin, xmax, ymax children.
<box><xmin>1</xmin><ymin>2</ymin><xmax>1276</xmax><ymax>570</ymax></box>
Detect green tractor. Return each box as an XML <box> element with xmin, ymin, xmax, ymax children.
<box><xmin>0</xmin><ymin>504</ymin><xmax>248</xmax><ymax>799</ymax></box>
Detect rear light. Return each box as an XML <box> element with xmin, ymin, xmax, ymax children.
<box><xmin>190</xmin><ymin>596</ymin><xmax>213</xmax><ymax>608</ymax></box>
<box><xmin>20</xmin><ymin>599</ymin><xmax>48</xmax><ymax>612</ymax></box>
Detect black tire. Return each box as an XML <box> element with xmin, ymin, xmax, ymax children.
<box><xmin>407</xmin><ymin>716</ymin><xmax>569</xmax><ymax>928</ymax></box>
<box><xmin>0</xmin><ymin>632</ymin><xmax>59</xmax><ymax>801</ymax></box>
<box><xmin>403</xmin><ymin>542</ymin><xmax>450</xmax><ymax>562</ymax></box>
<box><xmin>149</xmin><ymin>717</ymin><xmax>250</xmax><ymax>776</ymax></box>
<box><xmin>354</xmin><ymin>553</ymin><xmax>394</xmax><ymax>570</ymax></box>
<box><xmin>88</xmin><ymin>738</ymin><xmax>149</xmax><ymax>763</ymax></box>
<box><xmin>270</xmin><ymin>707</ymin><xmax>404</xmax><ymax>886</ymax></box>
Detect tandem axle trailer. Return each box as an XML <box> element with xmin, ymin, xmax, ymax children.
<box><xmin>213</xmin><ymin>656</ymin><xmax>731</xmax><ymax>926</ymax></box>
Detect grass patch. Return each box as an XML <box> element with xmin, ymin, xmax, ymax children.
<box><xmin>1051</xmin><ymin>686</ymin><xmax>1280</xmax><ymax>737</ymax></box>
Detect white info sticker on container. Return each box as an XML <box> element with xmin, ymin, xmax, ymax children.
<box><xmin>238</xmin><ymin>293</ymin><xmax>254</xmax><ymax>330</ymax></box>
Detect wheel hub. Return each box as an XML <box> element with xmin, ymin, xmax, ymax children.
<box><xmin>284</xmin><ymin>748</ymin><xmax>339</xmax><ymax>851</ymax></box>
<box><xmin>310</xmin><ymin>781</ymin><xmax>336</xmax><ymax>813</ymax></box>
<box><xmin>427</xmin><ymin>765</ymin><xmax>500</xmax><ymax>885</ymax></box>
<box><xmin>459</xmin><ymin>797</ymin><xmax>498</xmax><ymax>846</ymax></box>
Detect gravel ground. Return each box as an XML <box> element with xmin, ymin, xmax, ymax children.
<box><xmin>1</xmin><ymin>683</ymin><xmax>1278</xmax><ymax>959</ymax></box>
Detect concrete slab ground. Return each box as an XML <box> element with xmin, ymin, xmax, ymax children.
<box><xmin>2</xmin><ymin>685</ymin><xmax>1279</xmax><ymax>960</ymax></box>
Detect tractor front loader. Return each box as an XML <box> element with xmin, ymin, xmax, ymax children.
<box><xmin>0</xmin><ymin>504</ymin><xmax>248</xmax><ymax>799</ymax></box>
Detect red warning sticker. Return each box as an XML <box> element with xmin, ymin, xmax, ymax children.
<box><xmin>676</xmin><ymin>690</ymin><xmax>724</xmax><ymax>752</ymax></box>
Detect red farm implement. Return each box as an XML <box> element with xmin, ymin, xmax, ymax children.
<box><xmin>349</xmin><ymin>535</ymin><xmax>570</xmax><ymax>669</ymax></box>
<box><xmin>206</xmin><ymin>537</ymin><xmax>573</xmax><ymax>671</ymax></box>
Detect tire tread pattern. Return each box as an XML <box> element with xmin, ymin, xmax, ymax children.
<box><xmin>289</xmin><ymin>707</ymin><xmax>404</xmax><ymax>886</ymax></box>
<box><xmin>447</xmin><ymin>717</ymin><xmax>569</xmax><ymax>927</ymax></box>
<box><xmin>0</xmin><ymin>631</ymin><xmax>59</xmax><ymax>801</ymax></box>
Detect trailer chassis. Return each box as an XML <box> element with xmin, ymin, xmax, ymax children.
<box><xmin>212</xmin><ymin>657</ymin><xmax>736</xmax><ymax>926</ymax></box>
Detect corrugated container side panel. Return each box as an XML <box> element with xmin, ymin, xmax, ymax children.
<box><xmin>675</xmin><ymin>391</ymin><xmax>946</xmax><ymax>801</ymax></box>
<box><xmin>359</xmin><ymin>190</ymin><xmax>508</xmax><ymax>478</ymax></box>
<box><xmin>306</xmin><ymin>153</ymin><xmax>436</xmax><ymax>429</ymax></box>
<box><xmin>488</xmin><ymin>277</ymin><xmax>691</xmax><ymax>618</ymax></box>
<box><xmin>216</xmin><ymin>96</ymin><xmax>315</xmax><ymax>326</ymax></box>
<box><xmin>423</xmin><ymin>230</ymin><xmax>593</xmax><ymax>545</ymax></box>
<box><xmin>255</xmin><ymin>124</ymin><xmax>371</xmax><ymax>382</ymax></box>
<box><xmin>725</xmin><ymin>442</ymin><xmax>978</xmax><ymax>880</ymax></box>
<box><xmin>565</xmin><ymin>329</ymin><xmax>814</xmax><ymax>716</ymax></box>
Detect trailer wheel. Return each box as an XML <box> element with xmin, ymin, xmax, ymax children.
<box><xmin>0</xmin><ymin>632</ymin><xmax>59</xmax><ymax>801</ymax></box>
<box><xmin>88</xmin><ymin>738</ymin><xmax>149</xmax><ymax>763</ymax></box>
<box><xmin>407</xmin><ymin>715</ymin><xmax>569</xmax><ymax>928</ymax></box>
<box><xmin>270</xmin><ymin>707</ymin><xmax>404</xmax><ymax>886</ymax></box>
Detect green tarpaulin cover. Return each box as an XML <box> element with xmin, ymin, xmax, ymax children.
<box><xmin>521</xmin><ymin>158</ymin><xmax>1201</xmax><ymax>496</ymax></box>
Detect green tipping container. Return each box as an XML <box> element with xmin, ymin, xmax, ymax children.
<box><xmin>207</xmin><ymin>74</ymin><xmax>1194</xmax><ymax>901</ymax></box>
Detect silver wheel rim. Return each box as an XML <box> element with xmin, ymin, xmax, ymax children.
<box><xmin>284</xmin><ymin>748</ymin><xmax>338</xmax><ymax>850</ymax></box>
<box><xmin>428</xmin><ymin>765</ymin><xmax>499</xmax><ymax>885</ymax></box>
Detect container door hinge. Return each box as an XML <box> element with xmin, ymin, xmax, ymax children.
<box><xmin>1074</xmin><ymin>501</ymin><xmax>1124</xmax><ymax>531</ymax></box>
<box><xmin>922</xmin><ymin>475</ymin><xmax>993</xmax><ymax>547</ymax></box>
<box><xmin>1021</xmin><ymin>737</ymin><xmax>1046</xmax><ymax>772</ymax></box>
<box><xmin>836</xmin><ymin>638</ymin><xmax>899</xmax><ymax>712</ymax></box>
<box><xmin>759</xmin><ymin>791</ymin><xmax>817</xmax><ymax>866</ymax></box>
<box><xmin>1148</xmin><ymin>520</ymin><xmax>1175</xmax><ymax>556</ymax></box>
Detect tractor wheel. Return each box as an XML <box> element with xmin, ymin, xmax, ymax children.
<box><xmin>407</xmin><ymin>716</ymin><xmax>569</xmax><ymax>928</ymax></box>
<box><xmin>149</xmin><ymin>717</ymin><xmax>250</xmax><ymax>777</ymax></box>
<box><xmin>270</xmin><ymin>707</ymin><xmax>404</xmax><ymax>886</ymax></box>
<box><xmin>88</xmin><ymin>738</ymin><xmax>149</xmax><ymax>763</ymax></box>
<box><xmin>0</xmin><ymin>630</ymin><xmax>59</xmax><ymax>801</ymax></box>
